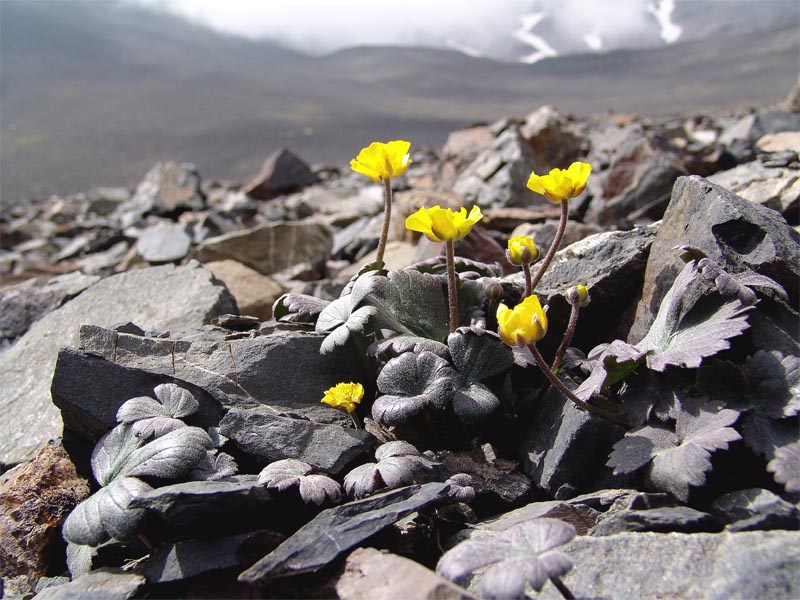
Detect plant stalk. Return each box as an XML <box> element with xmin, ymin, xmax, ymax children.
<box><xmin>550</xmin><ymin>576</ymin><xmax>576</xmax><ymax>600</ymax></box>
<box><xmin>522</xmin><ymin>262</ymin><xmax>532</xmax><ymax>298</ymax></box>
<box><xmin>376</xmin><ymin>177</ymin><xmax>393</xmax><ymax>268</ymax></box>
<box><xmin>445</xmin><ymin>239</ymin><xmax>459</xmax><ymax>333</ymax></box>
<box><xmin>551</xmin><ymin>297</ymin><xmax>580</xmax><ymax>371</ymax></box>
<box><xmin>529</xmin><ymin>200</ymin><xmax>569</xmax><ymax>292</ymax></box>
<box><xmin>528</xmin><ymin>343</ymin><xmax>627</xmax><ymax>426</ymax></box>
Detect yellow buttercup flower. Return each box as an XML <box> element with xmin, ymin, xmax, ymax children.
<box><xmin>405</xmin><ymin>205</ymin><xmax>484</xmax><ymax>243</ymax></box>
<box><xmin>507</xmin><ymin>236</ymin><xmax>539</xmax><ymax>265</ymax></box>
<box><xmin>321</xmin><ymin>382</ymin><xmax>364</xmax><ymax>414</ymax></box>
<box><xmin>350</xmin><ymin>140</ymin><xmax>411</xmax><ymax>183</ymax></box>
<box><xmin>496</xmin><ymin>294</ymin><xmax>548</xmax><ymax>347</ymax></box>
<box><xmin>527</xmin><ymin>161</ymin><xmax>592</xmax><ymax>204</ymax></box>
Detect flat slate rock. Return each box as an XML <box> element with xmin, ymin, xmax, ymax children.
<box><xmin>34</xmin><ymin>569</ymin><xmax>145</xmax><ymax>600</ymax></box>
<box><xmin>129</xmin><ymin>475</ymin><xmax>272</xmax><ymax>527</ymax></box>
<box><xmin>220</xmin><ymin>407</ymin><xmax>375</xmax><ymax>475</ymax></box>
<box><xmin>239</xmin><ymin>482</ymin><xmax>450</xmax><ymax>583</ymax></box>
<box><xmin>532</xmin><ymin>531</ymin><xmax>800</xmax><ymax>600</ymax></box>
<box><xmin>0</xmin><ymin>262</ymin><xmax>236</xmax><ymax>466</ymax></box>
<box><xmin>710</xmin><ymin>488</ymin><xmax>800</xmax><ymax>532</ymax></box>
<box><xmin>590</xmin><ymin>506</ymin><xmax>720</xmax><ymax>536</ymax></box>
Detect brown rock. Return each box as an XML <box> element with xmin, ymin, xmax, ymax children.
<box><xmin>204</xmin><ymin>260</ymin><xmax>285</xmax><ymax>321</ymax></box>
<box><xmin>0</xmin><ymin>443</ymin><xmax>90</xmax><ymax>579</ymax></box>
<box><xmin>439</xmin><ymin>125</ymin><xmax>495</xmax><ymax>188</ymax></box>
<box><xmin>244</xmin><ymin>148</ymin><xmax>317</xmax><ymax>200</ymax></box>
<box><xmin>335</xmin><ymin>547</ymin><xmax>479</xmax><ymax>600</ymax></box>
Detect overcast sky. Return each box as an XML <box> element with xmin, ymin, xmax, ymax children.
<box><xmin>129</xmin><ymin>0</ymin><xmax>678</xmax><ymax>58</ymax></box>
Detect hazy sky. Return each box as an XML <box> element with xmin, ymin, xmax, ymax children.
<box><xmin>130</xmin><ymin>0</ymin><xmax>678</xmax><ymax>58</ymax></box>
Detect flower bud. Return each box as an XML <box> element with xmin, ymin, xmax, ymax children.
<box><xmin>485</xmin><ymin>280</ymin><xmax>504</xmax><ymax>300</ymax></box>
<box><xmin>567</xmin><ymin>284</ymin><xmax>590</xmax><ymax>307</ymax></box>
<box><xmin>506</xmin><ymin>236</ymin><xmax>539</xmax><ymax>266</ymax></box>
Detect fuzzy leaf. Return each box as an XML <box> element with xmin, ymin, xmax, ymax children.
<box><xmin>62</xmin><ymin>477</ymin><xmax>152</xmax><ymax>546</ymax></box>
<box><xmin>132</xmin><ymin>417</ymin><xmax>186</xmax><ymax>439</ymax></box>
<box><xmin>372</xmin><ymin>351</ymin><xmax>456</xmax><ymax>426</ymax></box>
<box><xmin>273</xmin><ymin>293</ymin><xmax>330</xmax><ymax>323</ymax></box>
<box><xmin>91</xmin><ymin>424</ymin><xmax>145</xmax><ymax>486</ymax></box>
<box><xmin>610</xmin><ymin>398</ymin><xmax>741</xmax><ymax>501</ymax></box>
<box><xmin>319</xmin><ymin>305</ymin><xmax>376</xmax><ymax>354</ymax></box>
<box><xmin>117</xmin><ymin>383</ymin><xmax>199</xmax><ymax>423</ymax></box>
<box><xmin>740</xmin><ymin>413</ymin><xmax>799</xmax><ymax>460</ymax></box>
<box><xmin>452</xmin><ymin>383</ymin><xmax>501</xmax><ymax>423</ymax></box>
<box><xmin>744</xmin><ymin>351</ymin><xmax>800</xmax><ymax>419</ymax></box>
<box><xmin>369</xmin><ymin>335</ymin><xmax>450</xmax><ymax>358</ymax></box>
<box><xmin>767</xmin><ymin>441</ymin><xmax>800</xmax><ymax>493</ymax></box>
<box><xmin>448</xmin><ymin>330</ymin><xmax>514</xmax><ymax>383</ymax></box>
<box><xmin>637</xmin><ymin>261</ymin><xmax>752</xmax><ymax>371</ymax></box>
<box><xmin>436</xmin><ymin>518</ymin><xmax>575</xmax><ymax>598</ymax></box>
<box><xmin>66</xmin><ymin>543</ymin><xmax>97</xmax><ymax>578</ymax></box>
<box><xmin>258</xmin><ymin>458</ymin><xmax>341</xmax><ymax>505</ymax></box>
<box><xmin>189</xmin><ymin>450</ymin><xmax>238</xmax><ymax>481</ymax></box>
<box><xmin>446</xmin><ymin>474</ymin><xmax>476</xmax><ymax>503</ymax></box>
<box><xmin>343</xmin><ymin>441</ymin><xmax>436</xmax><ymax>498</ymax></box>
<box><xmin>122</xmin><ymin>426</ymin><xmax>213</xmax><ymax>480</ymax></box>
<box><xmin>574</xmin><ymin>340</ymin><xmax>646</xmax><ymax>402</ymax></box>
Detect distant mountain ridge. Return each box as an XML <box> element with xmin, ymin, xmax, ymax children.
<box><xmin>1</xmin><ymin>0</ymin><xmax>798</xmax><ymax>205</ymax></box>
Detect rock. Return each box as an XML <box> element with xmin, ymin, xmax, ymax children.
<box><xmin>336</xmin><ymin>547</ymin><xmax>479</xmax><ymax>600</ymax></box>
<box><xmin>139</xmin><ymin>530</ymin><xmax>284</xmax><ymax>584</ymax></box>
<box><xmin>708</xmin><ymin>161</ymin><xmax>799</xmax><ymax>221</ymax></box>
<box><xmin>196</xmin><ymin>222</ymin><xmax>333</xmax><ymax>277</ymax></box>
<box><xmin>756</xmin><ymin>131</ymin><xmax>800</xmax><ymax>154</ymax></box>
<box><xmin>331</xmin><ymin>215</ymin><xmax>381</xmax><ymax>262</ymax></box>
<box><xmin>129</xmin><ymin>476</ymin><xmax>272</xmax><ymax>527</ymax></box>
<box><xmin>135</xmin><ymin>223</ymin><xmax>192</xmax><ymax>263</ymax></box>
<box><xmin>520</xmin><ymin>386</ymin><xmax>627</xmax><ymax>499</ymax></box>
<box><xmin>0</xmin><ymin>271</ymin><xmax>100</xmax><ymax>342</ymax></box>
<box><xmin>333</xmin><ymin>241</ymin><xmax>420</xmax><ymax>285</ymax></box>
<box><xmin>453</xmin><ymin>126</ymin><xmax>542</xmax><ymax>209</ymax></box>
<box><xmin>74</xmin><ymin>323</ymin><xmax>369</xmax><ymax>426</ymax></box>
<box><xmin>784</xmin><ymin>79</ymin><xmax>800</xmax><ymax>112</ymax></box>
<box><xmin>82</xmin><ymin>187</ymin><xmax>131</xmax><ymax>217</ymax></box>
<box><xmin>508</xmin><ymin>220</ymin><xmax>603</xmax><ymax>259</ymax></box>
<box><xmin>567</xmin><ymin>488</ymin><xmax>672</xmax><ymax>512</ymax></box>
<box><xmin>204</xmin><ymin>260</ymin><xmax>285</xmax><ymax>321</ymax></box>
<box><xmin>532</xmin><ymin>531</ymin><xmax>800</xmax><ymax>600</ymax></box>
<box><xmin>629</xmin><ymin>176</ymin><xmax>800</xmax><ymax>344</ymax></box>
<box><xmin>284</xmin><ymin>185</ymin><xmax>383</xmax><ymax>220</ymax></box>
<box><xmin>115</xmin><ymin>162</ymin><xmax>205</xmax><ymax>227</ymax></box>
<box><xmin>587</xmin><ymin>132</ymin><xmax>687</xmax><ymax>226</ymax></box>
<box><xmin>439</xmin><ymin>125</ymin><xmax>495</xmax><ymax>188</ymax></box>
<box><xmin>710</xmin><ymin>488</ymin><xmax>800</xmax><ymax>532</ymax></box>
<box><xmin>520</xmin><ymin>105</ymin><xmax>582</xmax><ymax>170</ymax></box>
<box><xmin>219</xmin><ymin>408</ymin><xmax>375</xmax><ymax>475</ymax></box>
<box><xmin>243</xmin><ymin>149</ymin><xmax>317</xmax><ymax>200</ymax></box>
<box><xmin>34</xmin><ymin>569</ymin><xmax>145</xmax><ymax>600</ymax></box>
<box><xmin>239</xmin><ymin>482</ymin><xmax>450</xmax><ymax>583</ymax></box>
<box><xmin>590</xmin><ymin>506</ymin><xmax>720</xmax><ymax>536</ymax></box>
<box><xmin>0</xmin><ymin>443</ymin><xmax>89</xmax><ymax>579</ymax></box>
<box><xmin>0</xmin><ymin>262</ymin><xmax>236</xmax><ymax>466</ymax></box>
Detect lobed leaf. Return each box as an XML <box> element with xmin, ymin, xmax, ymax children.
<box><xmin>767</xmin><ymin>441</ymin><xmax>800</xmax><ymax>493</ymax></box>
<box><xmin>189</xmin><ymin>450</ymin><xmax>238</xmax><ymax>481</ymax></box>
<box><xmin>343</xmin><ymin>441</ymin><xmax>437</xmax><ymax>498</ymax></box>
<box><xmin>272</xmin><ymin>293</ymin><xmax>330</xmax><ymax>323</ymax></box>
<box><xmin>259</xmin><ymin>458</ymin><xmax>342</xmax><ymax>505</ymax></box>
<box><xmin>91</xmin><ymin>424</ymin><xmax>144</xmax><ymax>486</ymax></box>
<box><xmin>122</xmin><ymin>426</ymin><xmax>213</xmax><ymax>480</ymax></box>
<box><xmin>744</xmin><ymin>351</ymin><xmax>800</xmax><ymax>419</ymax></box>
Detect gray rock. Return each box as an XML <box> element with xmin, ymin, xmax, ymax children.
<box><xmin>0</xmin><ymin>272</ymin><xmax>100</xmax><ymax>342</ymax></box>
<box><xmin>129</xmin><ymin>476</ymin><xmax>272</xmax><ymax>527</ymax></box>
<box><xmin>336</xmin><ymin>547</ymin><xmax>479</xmax><ymax>600</ymax></box>
<box><xmin>629</xmin><ymin>175</ymin><xmax>800</xmax><ymax>344</ymax></box>
<box><xmin>710</xmin><ymin>488</ymin><xmax>800</xmax><ymax>532</ymax></box>
<box><xmin>509</xmin><ymin>220</ymin><xmax>604</xmax><ymax>259</ymax></box>
<box><xmin>75</xmin><ymin>324</ymin><xmax>369</xmax><ymax>425</ymax></box>
<box><xmin>533</xmin><ymin>531</ymin><xmax>800</xmax><ymax>600</ymax></box>
<box><xmin>115</xmin><ymin>162</ymin><xmax>205</xmax><ymax>227</ymax></box>
<box><xmin>520</xmin><ymin>105</ymin><xmax>582</xmax><ymax>170</ymax></box>
<box><xmin>567</xmin><ymin>488</ymin><xmax>672</xmax><ymax>512</ymax></box>
<box><xmin>140</xmin><ymin>530</ymin><xmax>284</xmax><ymax>584</ymax></box>
<box><xmin>244</xmin><ymin>149</ymin><xmax>317</xmax><ymax>200</ymax></box>
<box><xmin>196</xmin><ymin>222</ymin><xmax>333</xmax><ymax>276</ymax></box>
<box><xmin>219</xmin><ymin>407</ymin><xmax>375</xmax><ymax>475</ymax></box>
<box><xmin>34</xmin><ymin>569</ymin><xmax>144</xmax><ymax>600</ymax></box>
<box><xmin>453</xmin><ymin>126</ymin><xmax>542</xmax><ymax>209</ymax></box>
<box><xmin>520</xmin><ymin>387</ymin><xmax>627</xmax><ymax>499</ymax></box>
<box><xmin>239</xmin><ymin>482</ymin><xmax>450</xmax><ymax>583</ymax></box>
<box><xmin>590</xmin><ymin>506</ymin><xmax>720</xmax><ymax>536</ymax></box>
<box><xmin>709</xmin><ymin>161</ymin><xmax>799</xmax><ymax>220</ymax></box>
<box><xmin>0</xmin><ymin>262</ymin><xmax>236</xmax><ymax>466</ymax></box>
<box><xmin>135</xmin><ymin>223</ymin><xmax>192</xmax><ymax>263</ymax></box>
<box><xmin>204</xmin><ymin>260</ymin><xmax>285</xmax><ymax>321</ymax></box>
<box><xmin>82</xmin><ymin>187</ymin><xmax>131</xmax><ymax>217</ymax></box>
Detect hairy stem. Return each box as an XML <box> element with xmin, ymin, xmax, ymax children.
<box><xmin>376</xmin><ymin>177</ymin><xmax>393</xmax><ymax>268</ymax></box>
<box><xmin>445</xmin><ymin>239</ymin><xmax>459</xmax><ymax>333</ymax></box>
<box><xmin>551</xmin><ymin>297</ymin><xmax>580</xmax><ymax>371</ymax></box>
<box><xmin>550</xmin><ymin>576</ymin><xmax>576</xmax><ymax>600</ymax></box>
<box><xmin>529</xmin><ymin>343</ymin><xmax>627</xmax><ymax>426</ymax></box>
<box><xmin>530</xmin><ymin>200</ymin><xmax>569</xmax><ymax>292</ymax></box>
<box><xmin>522</xmin><ymin>262</ymin><xmax>532</xmax><ymax>298</ymax></box>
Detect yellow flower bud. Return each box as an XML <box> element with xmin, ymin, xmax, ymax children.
<box><xmin>496</xmin><ymin>294</ymin><xmax>548</xmax><ymax>347</ymax></box>
<box><xmin>526</xmin><ymin>161</ymin><xmax>592</xmax><ymax>204</ymax></box>
<box><xmin>405</xmin><ymin>205</ymin><xmax>484</xmax><ymax>243</ymax></box>
<box><xmin>506</xmin><ymin>236</ymin><xmax>539</xmax><ymax>266</ymax></box>
<box><xmin>350</xmin><ymin>140</ymin><xmax>411</xmax><ymax>183</ymax></box>
<box><xmin>321</xmin><ymin>382</ymin><xmax>364</xmax><ymax>414</ymax></box>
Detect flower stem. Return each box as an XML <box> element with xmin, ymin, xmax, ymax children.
<box><xmin>529</xmin><ymin>200</ymin><xmax>569</xmax><ymax>292</ymax></box>
<box><xmin>551</xmin><ymin>297</ymin><xmax>580</xmax><ymax>371</ymax></box>
<box><xmin>376</xmin><ymin>177</ymin><xmax>393</xmax><ymax>268</ymax></box>
<box><xmin>522</xmin><ymin>262</ymin><xmax>532</xmax><ymax>298</ymax></box>
<box><xmin>550</xmin><ymin>576</ymin><xmax>576</xmax><ymax>600</ymax></box>
<box><xmin>445</xmin><ymin>239</ymin><xmax>459</xmax><ymax>333</ymax></box>
<box><xmin>349</xmin><ymin>411</ymin><xmax>362</xmax><ymax>430</ymax></box>
<box><xmin>528</xmin><ymin>343</ymin><xmax>627</xmax><ymax>426</ymax></box>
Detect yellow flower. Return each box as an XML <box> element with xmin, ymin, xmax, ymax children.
<box><xmin>321</xmin><ymin>382</ymin><xmax>364</xmax><ymax>414</ymax></box>
<box><xmin>507</xmin><ymin>236</ymin><xmax>539</xmax><ymax>265</ymax></box>
<box><xmin>573</xmin><ymin>284</ymin><xmax>590</xmax><ymax>307</ymax></box>
<box><xmin>496</xmin><ymin>295</ymin><xmax>548</xmax><ymax>347</ymax></box>
<box><xmin>405</xmin><ymin>205</ymin><xmax>484</xmax><ymax>243</ymax></box>
<box><xmin>526</xmin><ymin>161</ymin><xmax>592</xmax><ymax>204</ymax></box>
<box><xmin>350</xmin><ymin>140</ymin><xmax>411</xmax><ymax>183</ymax></box>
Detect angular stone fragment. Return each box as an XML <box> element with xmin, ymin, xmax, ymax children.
<box><xmin>244</xmin><ymin>149</ymin><xmax>317</xmax><ymax>200</ymax></box>
<box><xmin>34</xmin><ymin>569</ymin><xmax>145</xmax><ymax>600</ymax></box>
<box><xmin>204</xmin><ymin>260</ymin><xmax>285</xmax><ymax>321</ymax></box>
<box><xmin>135</xmin><ymin>223</ymin><xmax>192</xmax><ymax>263</ymax></box>
<box><xmin>239</xmin><ymin>482</ymin><xmax>450</xmax><ymax>583</ymax></box>
<box><xmin>710</xmin><ymin>488</ymin><xmax>800</xmax><ymax>532</ymax></box>
<box><xmin>590</xmin><ymin>506</ymin><xmax>720</xmax><ymax>536</ymax></box>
